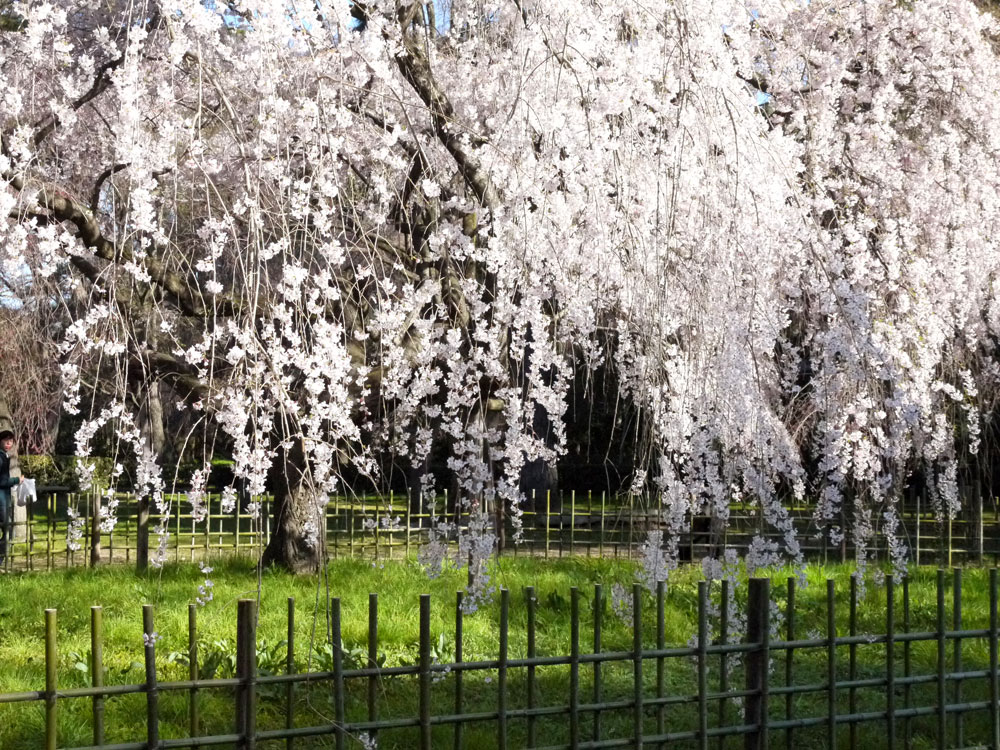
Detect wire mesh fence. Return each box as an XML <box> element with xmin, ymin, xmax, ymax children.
<box><xmin>1</xmin><ymin>568</ymin><xmax>999</xmax><ymax>749</ymax></box>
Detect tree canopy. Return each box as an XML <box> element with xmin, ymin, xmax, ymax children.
<box><xmin>2</xmin><ymin>0</ymin><xmax>999</xmax><ymax>578</ymax></box>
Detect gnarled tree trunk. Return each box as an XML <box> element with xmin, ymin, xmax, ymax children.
<box><xmin>262</xmin><ymin>442</ymin><xmax>324</xmax><ymax>573</ymax></box>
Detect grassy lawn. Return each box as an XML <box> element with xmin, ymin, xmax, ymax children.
<box><xmin>0</xmin><ymin>557</ymin><xmax>996</xmax><ymax>749</ymax></box>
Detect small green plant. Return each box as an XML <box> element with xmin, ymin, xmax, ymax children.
<box><xmin>311</xmin><ymin>639</ymin><xmax>383</xmax><ymax>672</ymax></box>
<box><xmin>165</xmin><ymin>639</ymin><xmax>237</xmax><ymax>680</ymax></box>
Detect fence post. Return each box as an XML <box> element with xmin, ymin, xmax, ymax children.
<box><xmin>456</xmin><ymin>591</ymin><xmax>466</xmax><ymax>750</ymax></box>
<box><xmin>332</xmin><ymin>597</ymin><xmax>346</xmax><ymax>750</ymax></box>
<box><xmin>840</xmin><ymin>491</ymin><xmax>849</xmax><ymax>563</ymax></box>
<box><xmin>785</xmin><ymin>578</ymin><xmax>796</xmax><ymax>750</ymax></box>
<box><xmin>137</xmin><ymin>494</ymin><xmax>150</xmax><ymax>571</ymax></box>
<box><xmin>656</xmin><ymin>580</ymin><xmax>665</xmax><ymax>743</ymax></box>
<box><xmin>718</xmin><ymin>579</ymin><xmax>731</xmax><ymax>750</ymax></box>
<box><xmin>524</xmin><ymin>588</ymin><xmax>536</xmax><ymax>748</ymax></box>
<box><xmin>594</xmin><ymin>583</ymin><xmax>604</xmax><ymax>743</ymax></box>
<box><xmin>697</xmin><ymin>581</ymin><xmax>709</xmax><ymax>750</ymax></box>
<box><xmin>499</xmin><ymin>588</ymin><xmax>510</xmax><ymax>750</ymax></box>
<box><xmin>936</xmin><ymin>569</ymin><xmax>946</xmax><ymax>750</ymax></box>
<box><xmin>949</xmin><ymin>511</ymin><xmax>954</xmax><ymax>569</ymax></box>
<box><xmin>545</xmin><ymin>490</ymin><xmax>551</xmax><ymax>558</ymax></box>
<box><xmin>916</xmin><ymin>491</ymin><xmax>922</xmax><ymax>566</ymax></box>
<box><xmin>569</xmin><ymin>587</ymin><xmax>579</xmax><ymax>748</ymax></box>
<box><xmin>236</xmin><ymin>598</ymin><xmax>258</xmax><ymax>749</ymax></box>
<box><xmin>419</xmin><ymin>594</ymin><xmax>431</xmax><ymax>750</ymax></box>
<box><xmin>46</xmin><ymin>490</ymin><xmax>53</xmax><ymax>571</ymax></box>
<box><xmin>745</xmin><ymin>578</ymin><xmax>770</xmax><ymax>750</ymax></box>
<box><xmin>632</xmin><ymin>583</ymin><xmax>644</xmax><ymax>750</ymax></box>
<box><xmin>91</xmin><ymin>606</ymin><xmax>105</xmax><ymax>745</ymax></box>
<box><xmin>285</xmin><ymin>597</ymin><xmax>295</xmax><ymax>750</ymax></box>
<box><xmin>367</xmin><ymin>592</ymin><xmax>378</xmax><ymax>739</ymax></box>
<box><xmin>90</xmin><ymin>490</ymin><xmax>101</xmax><ymax>567</ymax></box>
<box><xmin>189</xmin><ymin>603</ymin><xmax>200</xmax><ymax>740</ymax></box>
<box><xmin>989</xmin><ymin>568</ymin><xmax>999</xmax><ymax>750</ymax></box>
<box><xmin>886</xmin><ymin>576</ymin><xmax>896</xmax><ymax>750</ymax></box>
<box><xmin>954</xmin><ymin>568</ymin><xmax>964</xmax><ymax>747</ymax></box>
<box><xmin>826</xmin><ymin>579</ymin><xmax>837</xmax><ymax>750</ymax></box>
<box><xmin>143</xmin><ymin>604</ymin><xmax>159</xmax><ymax>750</ymax></box>
<box><xmin>45</xmin><ymin>608</ymin><xmax>57</xmax><ymax>750</ymax></box>
<box><xmin>977</xmin><ymin>481</ymin><xmax>984</xmax><ymax>563</ymax></box>
<box><xmin>849</xmin><ymin>575</ymin><xmax>858</xmax><ymax>749</ymax></box>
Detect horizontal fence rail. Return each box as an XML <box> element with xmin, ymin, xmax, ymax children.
<box><xmin>2</xmin><ymin>569</ymin><xmax>1000</xmax><ymax>748</ymax></box>
<box><xmin>4</xmin><ymin>487</ymin><xmax>1000</xmax><ymax>572</ymax></box>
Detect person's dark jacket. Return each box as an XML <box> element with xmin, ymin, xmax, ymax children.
<box><xmin>0</xmin><ymin>450</ymin><xmax>20</xmax><ymax>505</ymax></box>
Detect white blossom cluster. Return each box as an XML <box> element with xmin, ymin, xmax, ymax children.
<box><xmin>0</xmin><ymin>0</ymin><xmax>998</xmax><ymax>584</ymax></box>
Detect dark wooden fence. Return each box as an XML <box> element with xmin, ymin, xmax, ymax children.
<box><xmin>1</xmin><ymin>569</ymin><xmax>999</xmax><ymax>749</ymax></box>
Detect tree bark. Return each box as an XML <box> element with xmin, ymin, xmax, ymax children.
<box><xmin>136</xmin><ymin>381</ymin><xmax>166</xmax><ymax>571</ymax></box>
<box><xmin>261</xmin><ymin>442</ymin><xmax>325</xmax><ymax>573</ymax></box>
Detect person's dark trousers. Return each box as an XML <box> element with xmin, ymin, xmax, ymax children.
<box><xmin>0</xmin><ymin>495</ymin><xmax>9</xmax><ymax>564</ymax></box>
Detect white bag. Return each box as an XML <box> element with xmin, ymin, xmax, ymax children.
<box><xmin>16</xmin><ymin>477</ymin><xmax>36</xmax><ymax>507</ymax></box>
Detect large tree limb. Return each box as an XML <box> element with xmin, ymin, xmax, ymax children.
<box><xmin>142</xmin><ymin>349</ymin><xmax>210</xmax><ymax>401</ymax></box>
<box><xmin>7</xmin><ymin>173</ymin><xmax>237</xmax><ymax>318</ymax></box>
<box><xmin>393</xmin><ymin>11</ymin><xmax>500</xmax><ymax>210</ymax></box>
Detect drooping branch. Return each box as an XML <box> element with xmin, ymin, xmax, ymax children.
<box><xmin>31</xmin><ymin>53</ymin><xmax>126</xmax><ymax>148</ymax></box>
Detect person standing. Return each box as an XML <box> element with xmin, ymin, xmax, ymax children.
<box><xmin>0</xmin><ymin>429</ymin><xmax>22</xmax><ymax>566</ymax></box>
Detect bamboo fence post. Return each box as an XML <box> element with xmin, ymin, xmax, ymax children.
<box><xmin>990</xmin><ymin>568</ymin><xmax>999</xmax><ymax>750</ymax></box>
<box><xmin>545</xmin><ymin>490</ymin><xmax>551</xmax><ymax>558</ymax></box>
<box><xmin>569</xmin><ymin>490</ymin><xmax>576</xmax><ymax>554</ymax></box>
<box><xmin>455</xmin><ymin>591</ymin><xmax>466</xmax><ymax>750</ymax></box>
<box><xmin>936</xmin><ymin>570</ymin><xmax>946</xmax><ymax>750</ymax></box>
<box><xmin>953</xmin><ymin>568</ymin><xmax>964</xmax><ymax>747</ymax></box>
<box><xmin>368</xmin><ymin>593</ymin><xmax>378</xmax><ymax>743</ymax></box>
<box><xmin>189</xmin><ymin>603</ymin><xmax>199</xmax><ymax>740</ymax></box>
<box><xmin>235</xmin><ymin>599</ymin><xmax>257</xmax><ymax>749</ymax></box>
<box><xmin>587</xmin><ymin>490</ymin><xmax>593</xmax><ymax>557</ymax></box>
<box><xmin>46</xmin><ymin>489</ymin><xmax>52</xmax><ymax>571</ymax></box>
<box><xmin>83</xmin><ymin>491</ymin><xmax>90</xmax><ymax>567</ymax></box>
<box><xmin>90</xmin><ymin>489</ymin><xmax>101</xmax><ymax>567</ymax></box>
<box><xmin>600</xmin><ymin>491</ymin><xmax>606</xmax><ymax>558</ymax></box>
<box><xmin>903</xmin><ymin>577</ymin><xmax>913</xmax><ymax>750</ymax></box>
<box><xmin>746</xmin><ymin>578</ymin><xmax>770</xmax><ymax>750</ymax></box>
<box><xmin>143</xmin><ymin>604</ymin><xmax>159</xmax><ymax>749</ymax></box>
<box><xmin>978</xmin><ymin>484</ymin><xmax>985</xmax><ymax>563</ymax></box>
<box><xmin>499</xmin><ymin>588</ymin><xmax>509</xmax><ymax>750</ymax></box>
<box><xmin>849</xmin><ymin>575</ymin><xmax>858</xmax><ymax>749</ymax></box>
<box><xmin>45</xmin><ymin>608</ymin><xmax>57</xmax><ymax>750</ymax></box>
<box><xmin>697</xmin><ymin>581</ymin><xmax>709</xmax><ymax>750</ymax></box>
<box><xmin>418</xmin><ymin>594</ymin><xmax>431</xmax><ymax>750</ymax></box>
<box><xmin>332</xmin><ymin>597</ymin><xmax>345</xmax><ymax>750</ymax></box>
<box><xmin>593</xmin><ymin>583</ymin><xmax>604</xmax><ymax>742</ymax></box>
<box><xmin>525</xmin><ymin>587</ymin><xmax>536</xmax><ymax>748</ymax></box>
<box><xmin>569</xmin><ymin>587</ymin><xmax>579</xmax><ymax>747</ymax></box>
<box><xmin>632</xmin><ymin>584</ymin><xmax>643</xmax><ymax>750</ymax></box>
<box><xmin>91</xmin><ymin>606</ymin><xmax>105</xmax><ymax>745</ymax></box>
<box><xmin>718</xmin><ymin>579</ymin><xmax>730</xmax><ymax>750</ymax></box>
<box><xmin>886</xmin><ymin>575</ymin><xmax>896</xmax><ymax>750</ymax></box>
<box><xmin>285</xmin><ymin>597</ymin><xmax>296</xmax><ymax>750</ymax></box>
<box><xmin>137</xmin><ymin>494</ymin><xmax>150</xmax><ymax>571</ymax></box>
<box><xmin>785</xmin><ymin>577</ymin><xmax>795</xmax><ymax>750</ymax></box>
<box><xmin>916</xmin><ymin>491</ymin><xmax>922</xmax><ymax>566</ymax></box>
<box><xmin>656</xmin><ymin>580</ymin><xmax>665</xmax><ymax>746</ymax></box>
<box><xmin>826</xmin><ymin>579</ymin><xmax>837</xmax><ymax>750</ymax></box>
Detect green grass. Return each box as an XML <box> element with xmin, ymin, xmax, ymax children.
<box><xmin>0</xmin><ymin>558</ymin><xmax>996</xmax><ymax>749</ymax></box>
